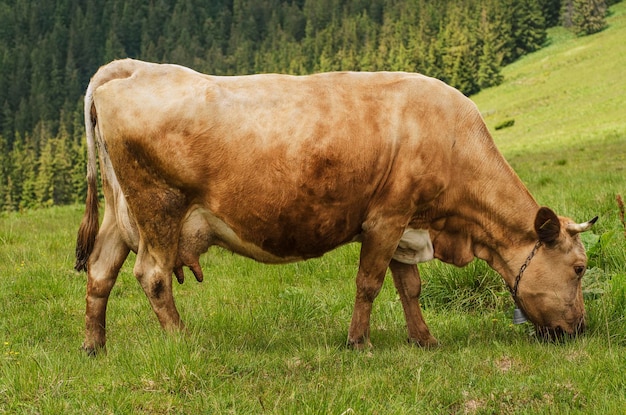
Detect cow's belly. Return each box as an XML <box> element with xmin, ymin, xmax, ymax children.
<box><xmin>179</xmin><ymin>208</ymin><xmax>434</xmax><ymax>266</ymax></box>
<box><xmin>180</xmin><ymin>207</ymin><xmax>306</xmax><ymax>264</ymax></box>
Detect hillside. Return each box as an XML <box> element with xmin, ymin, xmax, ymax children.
<box><xmin>473</xmin><ymin>1</ymin><xmax>626</xmax><ymax>156</ymax></box>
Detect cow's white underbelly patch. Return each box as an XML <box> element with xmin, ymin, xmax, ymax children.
<box><xmin>392</xmin><ymin>229</ymin><xmax>434</xmax><ymax>264</ymax></box>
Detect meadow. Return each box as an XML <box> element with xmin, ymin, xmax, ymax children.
<box><xmin>1</xmin><ymin>4</ymin><xmax>625</xmax><ymax>414</ymax></box>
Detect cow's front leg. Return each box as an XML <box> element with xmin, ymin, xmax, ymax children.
<box><xmin>134</xmin><ymin>245</ymin><xmax>183</xmax><ymax>332</ymax></box>
<box><xmin>389</xmin><ymin>260</ymin><xmax>438</xmax><ymax>348</ymax></box>
<box><xmin>83</xmin><ymin>217</ymin><xmax>130</xmax><ymax>355</ymax></box>
<box><xmin>347</xmin><ymin>227</ymin><xmax>402</xmax><ymax>349</ymax></box>
<box><xmin>347</xmin><ymin>266</ymin><xmax>387</xmax><ymax>349</ymax></box>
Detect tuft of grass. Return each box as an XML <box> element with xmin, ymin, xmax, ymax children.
<box><xmin>420</xmin><ymin>260</ymin><xmax>507</xmax><ymax>313</ymax></box>
<box><xmin>494</xmin><ymin>118</ymin><xmax>515</xmax><ymax>130</ymax></box>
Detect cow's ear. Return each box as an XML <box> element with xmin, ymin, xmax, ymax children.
<box><xmin>534</xmin><ymin>207</ymin><xmax>561</xmax><ymax>244</ymax></box>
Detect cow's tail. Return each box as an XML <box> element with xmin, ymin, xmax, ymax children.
<box><xmin>75</xmin><ymin>81</ymin><xmax>100</xmax><ymax>272</ymax></box>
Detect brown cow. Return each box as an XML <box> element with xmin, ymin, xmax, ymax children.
<box><xmin>75</xmin><ymin>59</ymin><xmax>596</xmax><ymax>354</ymax></box>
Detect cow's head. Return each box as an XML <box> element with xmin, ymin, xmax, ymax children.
<box><xmin>514</xmin><ymin>207</ymin><xmax>597</xmax><ymax>340</ymax></box>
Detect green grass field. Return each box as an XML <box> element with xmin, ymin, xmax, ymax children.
<box><xmin>1</xmin><ymin>4</ymin><xmax>625</xmax><ymax>414</ymax></box>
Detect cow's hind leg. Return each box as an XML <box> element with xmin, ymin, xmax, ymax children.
<box><xmin>348</xmin><ymin>227</ymin><xmax>403</xmax><ymax>349</ymax></box>
<box><xmin>389</xmin><ymin>260</ymin><xmax>438</xmax><ymax>348</ymax></box>
<box><xmin>112</xmin><ymin>159</ymin><xmax>188</xmax><ymax>335</ymax></box>
<box><xmin>134</xmin><ymin>243</ymin><xmax>183</xmax><ymax>332</ymax></box>
<box><xmin>84</xmin><ymin>214</ymin><xmax>130</xmax><ymax>354</ymax></box>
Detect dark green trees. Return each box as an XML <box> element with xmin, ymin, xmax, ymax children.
<box><xmin>562</xmin><ymin>0</ymin><xmax>608</xmax><ymax>36</ymax></box>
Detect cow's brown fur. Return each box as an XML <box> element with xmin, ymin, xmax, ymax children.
<box><xmin>76</xmin><ymin>59</ymin><xmax>595</xmax><ymax>353</ymax></box>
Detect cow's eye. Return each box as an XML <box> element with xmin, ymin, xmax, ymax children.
<box><xmin>574</xmin><ymin>265</ymin><xmax>586</xmax><ymax>278</ymax></box>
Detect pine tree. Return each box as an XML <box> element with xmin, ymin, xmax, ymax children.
<box><xmin>563</xmin><ymin>0</ymin><xmax>608</xmax><ymax>36</ymax></box>
<box><xmin>477</xmin><ymin>6</ymin><xmax>505</xmax><ymax>89</ymax></box>
<box><xmin>440</xmin><ymin>5</ymin><xmax>480</xmax><ymax>95</ymax></box>
<box><xmin>53</xmin><ymin>128</ymin><xmax>74</xmax><ymax>205</ymax></box>
<box><xmin>421</xmin><ymin>38</ymin><xmax>445</xmax><ymax>81</ymax></box>
<box><xmin>540</xmin><ymin>0</ymin><xmax>563</xmax><ymax>27</ymax></box>
<box><xmin>34</xmin><ymin>123</ymin><xmax>75</xmax><ymax>206</ymax></box>
<box><xmin>1</xmin><ymin>101</ymin><xmax>13</xmax><ymax>143</ymax></box>
<box><xmin>35</xmin><ymin>136</ymin><xmax>55</xmax><ymax>206</ymax></box>
<box><xmin>4</xmin><ymin>177</ymin><xmax>16</xmax><ymax>213</ymax></box>
<box><xmin>71</xmin><ymin>134</ymin><xmax>88</xmax><ymax>204</ymax></box>
<box><xmin>509</xmin><ymin>0</ymin><xmax>547</xmax><ymax>61</ymax></box>
<box><xmin>104</xmin><ymin>30</ymin><xmax>127</xmax><ymax>62</ymax></box>
<box><xmin>449</xmin><ymin>47</ymin><xmax>480</xmax><ymax>96</ymax></box>
<box><xmin>5</xmin><ymin>134</ymin><xmax>24</xmax><ymax>211</ymax></box>
<box><xmin>20</xmin><ymin>169</ymin><xmax>38</xmax><ymax>210</ymax></box>
<box><xmin>0</xmin><ymin>134</ymin><xmax>7</xmax><ymax>211</ymax></box>
<box><xmin>478</xmin><ymin>40</ymin><xmax>504</xmax><ymax>89</ymax></box>
<box><xmin>8</xmin><ymin>133</ymin><xmax>38</xmax><ymax>210</ymax></box>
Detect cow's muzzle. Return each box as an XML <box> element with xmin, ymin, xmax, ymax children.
<box><xmin>534</xmin><ymin>317</ymin><xmax>586</xmax><ymax>342</ymax></box>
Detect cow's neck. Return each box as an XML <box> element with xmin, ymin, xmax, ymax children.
<box><xmin>428</xmin><ymin>134</ymin><xmax>539</xmax><ymax>286</ymax></box>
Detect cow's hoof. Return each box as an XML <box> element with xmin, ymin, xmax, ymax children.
<box><xmin>346</xmin><ymin>337</ymin><xmax>373</xmax><ymax>351</ymax></box>
<box><xmin>81</xmin><ymin>343</ymin><xmax>105</xmax><ymax>356</ymax></box>
<box><xmin>408</xmin><ymin>335</ymin><xmax>439</xmax><ymax>349</ymax></box>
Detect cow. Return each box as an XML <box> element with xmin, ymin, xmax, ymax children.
<box><xmin>75</xmin><ymin>59</ymin><xmax>597</xmax><ymax>354</ymax></box>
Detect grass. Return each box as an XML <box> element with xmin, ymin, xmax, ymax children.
<box><xmin>1</xmin><ymin>4</ymin><xmax>626</xmax><ymax>413</ymax></box>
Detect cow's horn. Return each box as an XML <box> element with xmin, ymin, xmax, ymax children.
<box><xmin>566</xmin><ymin>216</ymin><xmax>598</xmax><ymax>234</ymax></box>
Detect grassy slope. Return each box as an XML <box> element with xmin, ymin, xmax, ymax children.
<box><xmin>474</xmin><ymin>5</ymin><xmax>626</xmax><ymax>154</ymax></box>
<box><xmin>1</xmin><ymin>4</ymin><xmax>625</xmax><ymax>414</ymax></box>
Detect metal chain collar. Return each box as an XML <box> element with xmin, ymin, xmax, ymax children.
<box><xmin>509</xmin><ymin>240</ymin><xmax>543</xmax><ymax>300</ymax></box>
